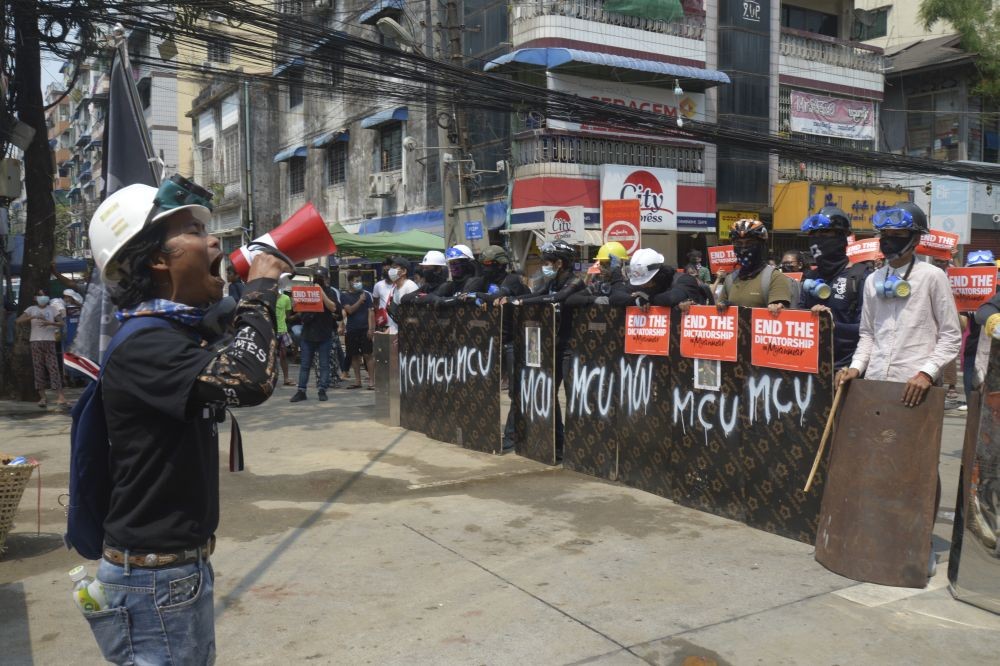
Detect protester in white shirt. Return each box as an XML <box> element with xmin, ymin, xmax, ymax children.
<box><xmin>838</xmin><ymin>202</ymin><xmax>962</xmax><ymax>406</ymax></box>
<box><xmin>371</xmin><ymin>257</ymin><xmax>395</xmax><ymax>332</ymax></box>
<box><xmin>15</xmin><ymin>290</ymin><xmax>67</xmax><ymax>408</ymax></box>
<box><xmin>384</xmin><ymin>256</ymin><xmax>418</xmax><ymax>335</ymax></box>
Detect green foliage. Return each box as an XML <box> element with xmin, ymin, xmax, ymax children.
<box><xmin>920</xmin><ymin>0</ymin><xmax>1000</xmax><ymax>100</ymax></box>
<box><xmin>53</xmin><ymin>203</ymin><xmax>73</xmax><ymax>254</ymax></box>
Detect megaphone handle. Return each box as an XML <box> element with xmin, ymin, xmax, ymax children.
<box><xmin>247</xmin><ymin>242</ymin><xmax>296</xmax><ymax>272</ymax></box>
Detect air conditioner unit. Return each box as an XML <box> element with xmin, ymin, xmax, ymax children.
<box><xmin>368</xmin><ymin>173</ymin><xmax>397</xmax><ymax>198</ymax></box>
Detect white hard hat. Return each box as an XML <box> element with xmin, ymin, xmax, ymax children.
<box><xmin>62</xmin><ymin>288</ymin><xmax>83</xmax><ymax>303</ymax></box>
<box><xmin>420</xmin><ymin>250</ymin><xmax>447</xmax><ymax>267</ymax></box>
<box><xmin>445</xmin><ymin>244</ymin><xmax>475</xmax><ymax>262</ymax></box>
<box><xmin>628</xmin><ymin>248</ymin><xmax>665</xmax><ymax>285</ymax></box>
<box><xmin>89</xmin><ymin>183</ymin><xmax>211</xmax><ymax>281</ymax></box>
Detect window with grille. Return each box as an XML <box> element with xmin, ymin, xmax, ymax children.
<box><xmin>207</xmin><ymin>40</ymin><xmax>231</xmax><ymax>64</ymax></box>
<box><xmin>376</xmin><ymin>123</ymin><xmax>403</xmax><ymax>172</ymax></box>
<box><xmin>222</xmin><ymin>129</ymin><xmax>240</xmax><ymax>183</ymax></box>
<box><xmin>289</xmin><ymin>157</ymin><xmax>306</xmax><ymax>195</ymax></box>
<box><xmin>288</xmin><ymin>67</ymin><xmax>304</xmax><ymax>108</ymax></box>
<box><xmin>198</xmin><ymin>140</ymin><xmax>214</xmax><ymax>183</ymax></box>
<box><xmin>326</xmin><ymin>143</ymin><xmax>347</xmax><ymax>185</ymax></box>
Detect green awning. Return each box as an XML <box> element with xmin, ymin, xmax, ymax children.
<box><xmin>330</xmin><ymin>222</ymin><xmax>444</xmax><ymax>258</ymax></box>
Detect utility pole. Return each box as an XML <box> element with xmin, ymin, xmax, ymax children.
<box><xmin>242</xmin><ymin>78</ymin><xmax>256</xmax><ymax>239</ymax></box>
<box><xmin>438</xmin><ymin>0</ymin><xmax>468</xmax><ymax>248</ymax></box>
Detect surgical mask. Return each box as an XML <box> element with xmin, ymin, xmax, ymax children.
<box><xmin>387</xmin><ymin>268</ymin><xmax>400</xmax><ymax>281</ymax></box>
<box><xmin>879</xmin><ymin>235</ymin><xmax>914</xmax><ymax>261</ymax></box>
<box><xmin>35</xmin><ymin>296</ymin><xmax>50</xmax><ymax>307</ymax></box>
<box><xmin>735</xmin><ymin>245</ymin><xmax>764</xmax><ymax>271</ymax></box>
<box><xmin>809</xmin><ymin>236</ymin><xmax>848</xmax><ymax>278</ymax></box>
<box><xmin>352</xmin><ymin>281</ymin><xmax>363</xmax><ymax>290</ymax></box>
<box><xmin>541</xmin><ymin>265</ymin><xmax>557</xmax><ymax>278</ymax></box>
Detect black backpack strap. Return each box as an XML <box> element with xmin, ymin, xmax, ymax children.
<box><xmin>844</xmin><ymin>263</ymin><xmax>871</xmax><ymax>319</ymax></box>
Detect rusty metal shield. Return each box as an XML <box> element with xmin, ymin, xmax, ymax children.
<box><xmin>815</xmin><ymin>379</ymin><xmax>945</xmax><ymax>588</ymax></box>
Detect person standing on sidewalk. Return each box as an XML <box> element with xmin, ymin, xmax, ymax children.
<box><xmin>275</xmin><ymin>286</ymin><xmax>295</xmax><ymax>386</ymax></box>
<box><xmin>340</xmin><ymin>270</ymin><xmax>375</xmax><ymax>389</ymax></box>
<box><xmin>84</xmin><ymin>180</ymin><xmax>288</xmax><ymax>665</ymax></box>
<box><xmin>290</xmin><ymin>270</ymin><xmax>341</xmax><ymax>403</ymax></box>
<box><xmin>16</xmin><ymin>289</ymin><xmax>67</xmax><ymax>409</ymax></box>
<box><xmin>836</xmin><ymin>202</ymin><xmax>961</xmax><ymax>578</ymax></box>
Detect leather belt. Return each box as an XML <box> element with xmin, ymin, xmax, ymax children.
<box><xmin>103</xmin><ymin>536</ymin><xmax>216</xmax><ymax>569</ymax></box>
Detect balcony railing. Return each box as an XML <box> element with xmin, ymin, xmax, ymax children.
<box><xmin>778</xmin><ymin>157</ymin><xmax>879</xmax><ymax>186</ymax></box>
<box><xmin>514</xmin><ymin>132</ymin><xmax>703</xmax><ymax>173</ymax></box>
<box><xmin>779</xmin><ymin>28</ymin><xmax>885</xmax><ymax>74</ymax></box>
<box><xmin>512</xmin><ymin>0</ymin><xmax>705</xmax><ymax>40</ymax></box>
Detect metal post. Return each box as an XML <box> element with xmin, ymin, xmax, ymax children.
<box><xmin>242</xmin><ymin>79</ymin><xmax>256</xmax><ymax>239</ymax></box>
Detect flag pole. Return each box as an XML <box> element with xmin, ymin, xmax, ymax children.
<box><xmin>110</xmin><ymin>25</ymin><xmax>161</xmax><ymax>187</ymax></box>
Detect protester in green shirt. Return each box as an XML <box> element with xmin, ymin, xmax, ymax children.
<box><xmin>715</xmin><ymin>219</ymin><xmax>792</xmax><ymax>314</ymax></box>
<box><xmin>275</xmin><ymin>290</ymin><xmax>294</xmax><ymax>385</ymax></box>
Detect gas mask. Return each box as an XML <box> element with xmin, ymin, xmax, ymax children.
<box><xmin>874</xmin><ymin>274</ymin><xmax>911</xmax><ymax>298</ymax></box>
<box><xmin>802</xmin><ymin>278</ymin><xmax>831</xmax><ymax>300</ymax></box>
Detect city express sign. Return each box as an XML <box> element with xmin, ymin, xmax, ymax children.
<box><xmin>772</xmin><ymin>182</ymin><xmax>912</xmax><ymax>232</ymax></box>
<box><xmin>601</xmin><ymin>165</ymin><xmax>679</xmax><ymax>231</ymax></box>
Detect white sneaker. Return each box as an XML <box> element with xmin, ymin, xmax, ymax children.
<box><xmin>958</xmin><ymin>404</ymin><xmax>968</xmax><ymax>412</ymax></box>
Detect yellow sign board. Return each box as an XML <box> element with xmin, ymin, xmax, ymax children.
<box><xmin>718</xmin><ymin>210</ymin><xmax>759</xmax><ymax>240</ymax></box>
<box><xmin>772</xmin><ymin>182</ymin><xmax>912</xmax><ymax>232</ymax></box>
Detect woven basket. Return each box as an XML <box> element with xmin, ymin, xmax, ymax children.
<box><xmin>0</xmin><ymin>453</ymin><xmax>38</xmax><ymax>554</ymax></box>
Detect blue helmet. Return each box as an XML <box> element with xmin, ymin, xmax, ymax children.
<box><xmin>873</xmin><ymin>201</ymin><xmax>928</xmax><ymax>233</ymax></box>
<box><xmin>801</xmin><ymin>206</ymin><xmax>851</xmax><ymax>234</ymax></box>
<box><xmin>966</xmin><ymin>249</ymin><xmax>996</xmax><ymax>266</ymax></box>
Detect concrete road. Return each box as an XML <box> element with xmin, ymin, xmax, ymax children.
<box><xmin>1</xmin><ymin>382</ymin><xmax>997</xmax><ymax>665</ymax></box>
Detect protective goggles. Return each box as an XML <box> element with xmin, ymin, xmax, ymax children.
<box><xmin>800</xmin><ymin>213</ymin><xmax>837</xmax><ymax>233</ymax></box>
<box><xmin>539</xmin><ymin>242</ymin><xmax>558</xmax><ymax>253</ymax></box>
<box><xmin>966</xmin><ymin>250</ymin><xmax>996</xmax><ymax>266</ymax></box>
<box><xmin>872</xmin><ymin>208</ymin><xmax>914</xmax><ymax>230</ymax></box>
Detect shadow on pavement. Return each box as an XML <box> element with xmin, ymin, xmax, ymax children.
<box><xmin>0</xmin><ymin>583</ymin><xmax>35</xmax><ymax>665</ymax></box>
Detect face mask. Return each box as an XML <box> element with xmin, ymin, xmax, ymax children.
<box><xmin>35</xmin><ymin>296</ymin><xmax>50</xmax><ymax>307</ymax></box>
<box><xmin>809</xmin><ymin>236</ymin><xmax>848</xmax><ymax>277</ymax></box>
<box><xmin>879</xmin><ymin>235</ymin><xmax>914</xmax><ymax>261</ymax></box>
<box><xmin>780</xmin><ymin>263</ymin><xmax>801</xmax><ymax>273</ymax></box>
<box><xmin>352</xmin><ymin>281</ymin><xmax>363</xmax><ymax>290</ymax></box>
<box><xmin>387</xmin><ymin>268</ymin><xmax>400</xmax><ymax>281</ymax></box>
<box><xmin>449</xmin><ymin>261</ymin><xmax>468</xmax><ymax>280</ymax></box>
<box><xmin>424</xmin><ymin>267</ymin><xmax>445</xmax><ymax>285</ymax></box>
<box><xmin>735</xmin><ymin>245</ymin><xmax>764</xmax><ymax>271</ymax></box>
<box><xmin>541</xmin><ymin>265</ymin><xmax>557</xmax><ymax>278</ymax></box>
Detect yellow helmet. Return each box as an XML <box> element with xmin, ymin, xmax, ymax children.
<box><xmin>595</xmin><ymin>241</ymin><xmax>629</xmax><ymax>262</ymax></box>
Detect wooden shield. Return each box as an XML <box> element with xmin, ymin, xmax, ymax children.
<box><xmin>815</xmin><ymin>379</ymin><xmax>945</xmax><ymax>588</ymax></box>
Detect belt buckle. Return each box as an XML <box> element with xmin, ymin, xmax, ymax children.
<box><xmin>144</xmin><ymin>553</ymin><xmax>159</xmax><ymax>567</ymax></box>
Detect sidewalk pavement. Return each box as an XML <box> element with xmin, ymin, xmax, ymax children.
<box><xmin>0</xmin><ymin>378</ymin><xmax>997</xmax><ymax>665</ymax></box>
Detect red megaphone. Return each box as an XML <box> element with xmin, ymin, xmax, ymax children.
<box><xmin>229</xmin><ymin>202</ymin><xmax>337</xmax><ymax>279</ymax></box>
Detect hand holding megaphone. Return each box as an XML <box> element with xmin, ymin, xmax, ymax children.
<box><xmin>230</xmin><ymin>203</ymin><xmax>337</xmax><ymax>288</ymax></box>
<box><xmin>246</xmin><ymin>244</ymin><xmax>294</xmax><ymax>283</ymax></box>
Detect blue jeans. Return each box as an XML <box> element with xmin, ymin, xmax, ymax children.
<box><xmin>298</xmin><ymin>337</ymin><xmax>331</xmax><ymax>391</ymax></box>
<box><xmin>86</xmin><ymin>555</ymin><xmax>215</xmax><ymax>665</ymax></box>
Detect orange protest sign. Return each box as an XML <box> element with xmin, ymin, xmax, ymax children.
<box><xmin>916</xmin><ymin>230</ymin><xmax>959</xmax><ymax>261</ymax></box>
<box><xmin>750</xmin><ymin>308</ymin><xmax>820</xmax><ymax>374</ymax></box>
<box><xmin>783</xmin><ymin>272</ymin><xmax>803</xmax><ymax>282</ymax></box>
<box><xmin>679</xmin><ymin>305</ymin><xmax>738</xmax><ymax>361</ymax></box>
<box><xmin>847</xmin><ymin>238</ymin><xmax>882</xmax><ymax>263</ymax></box>
<box><xmin>624</xmin><ymin>306</ymin><xmax>671</xmax><ymax>356</ymax></box>
<box><xmin>292</xmin><ymin>285</ymin><xmax>324</xmax><ymax>312</ymax></box>
<box><xmin>948</xmin><ymin>267</ymin><xmax>997</xmax><ymax>312</ymax></box>
<box><xmin>708</xmin><ymin>245</ymin><xmax>738</xmax><ymax>273</ymax></box>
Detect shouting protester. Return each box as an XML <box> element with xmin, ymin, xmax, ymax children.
<box><xmin>799</xmin><ymin>206</ymin><xmax>872</xmax><ymax>369</ymax></box>
<box><xmin>82</xmin><ymin>179</ymin><xmax>289</xmax><ymax>664</ymax></box>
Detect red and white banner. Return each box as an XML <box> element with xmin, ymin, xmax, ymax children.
<box><xmin>292</xmin><ymin>285</ymin><xmax>324</xmax><ymax>312</ymax></box>
<box><xmin>916</xmin><ymin>230</ymin><xmax>960</xmax><ymax>260</ymax></box>
<box><xmin>601</xmin><ymin>199</ymin><xmax>641</xmax><ymax>255</ymax></box>
<box><xmin>707</xmin><ymin>245</ymin><xmax>738</xmax><ymax>274</ymax></box>
<box><xmin>790</xmin><ymin>91</ymin><xmax>875</xmax><ymax>141</ymax></box>
<box><xmin>947</xmin><ymin>267</ymin><xmax>998</xmax><ymax>312</ymax></box>
<box><xmin>625</xmin><ymin>306</ymin><xmax>671</xmax><ymax>356</ymax></box>
<box><xmin>846</xmin><ymin>238</ymin><xmax>882</xmax><ymax>263</ymax></box>
<box><xmin>600</xmin><ymin>165</ymin><xmax>678</xmax><ymax>231</ymax></box>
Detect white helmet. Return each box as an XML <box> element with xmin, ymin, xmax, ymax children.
<box><xmin>445</xmin><ymin>244</ymin><xmax>475</xmax><ymax>262</ymax></box>
<box><xmin>628</xmin><ymin>248</ymin><xmax>665</xmax><ymax>285</ymax></box>
<box><xmin>89</xmin><ymin>183</ymin><xmax>211</xmax><ymax>281</ymax></box>
<box><xmin>419</xmin><ymin>250</ymin><xmax>447</xmax><ymax>267</ymax></box>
